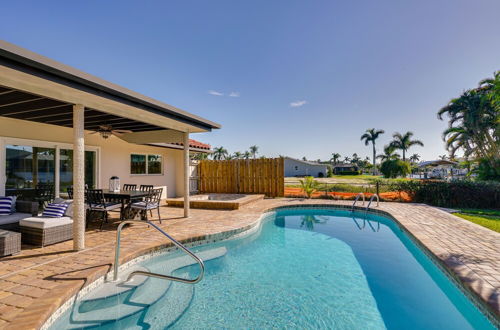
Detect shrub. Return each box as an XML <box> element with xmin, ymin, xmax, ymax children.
<box><xmin>336</xmin><ymin>170</ymin><xmax>360</xmax><ymax>175</ymax></box>
<box><xmin>380</xmin><ymin>159</ymin><xmax>411</xmax><ymax>178</ymax></box>
<box><xmin>299</xmin><ymin>176</ymin><xmax>319</xmax><ymax>198</ymax></box>
<box><xmin>388</xmin><ymin>180</ymin><xmax>500</xmax><ymax>209</ymax></box>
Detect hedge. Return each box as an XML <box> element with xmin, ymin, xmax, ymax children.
<box><xmin>386</xmin><ymin>180</ymin><xmax>500</xmax><ymax>209</ymax></box>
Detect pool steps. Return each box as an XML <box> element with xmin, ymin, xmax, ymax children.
<box><xmin>67</xmin><ymin>247</ymin><xmax>227</xmax><ymax>328</ymax></box>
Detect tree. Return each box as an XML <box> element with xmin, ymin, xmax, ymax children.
<box><xmin>390</xmin><ymin>131</ymin><xmax>424</xmax><ymax>161</ymax></box>
<box><xmin>409</xmin><ymin>153</ymin><xmax>420</xmax><ymax>163</ymax></box>
<box><xmin>438</xmin><ymin>74</ymin><xmax>499</xmax><ymax>180</ymax></box>
<box><xmin>191</xmin><ymin>152</ymin><xmax>208</xmax><ymax>160</ymax></box>
<box><xmin>302</xmin><ymin>156</ymin><xmax>307</xmax><ymax>161</ymax></box>
<box><xmin>377</xmin><ymin>145</ymin><xmax>400</xmax><ymax>162</ymax></box>
<box><xmin>343</xmin><ymin>156</ymin><xmax>351</xmax><ymax>163</ymax></box>
<box><xmin>380</xmin><ymin>159</ymin><xmax>411</xmax><ymax>178</ymax></box>
<box><xmin>233</xmin><ymin>151</ymin><xmax>243</xmax><ymax>159</ymax></box>
<box><xmin>351</xmin><ymin>153</ymin><xmax>360</xmax><ymax>165</ymax></box>
<box><xmin>212</xmin><ymin>146</ymin><xmax>228</xmax><ymax>160</ymax></box>
<box><xmin>360</xmin><ymin>128</ymin><xmax>385</xmax><ymax>174</ymax></box>
<box><xmin>438</xmin><ymin>154</ymin><xmax>448</xmax><ymax>160</ymax></box>
<box><xmin>243</xmin><ymin>151</ymin><xmax>252</xmax><ymax>159</ymax></box>
<box><xmin>299</xmin><ymin>176</ymin><xmax>318</xmax><ymax>198</ymax></box>
<box><xmin>249</xmin><ymin>145</ymin><xmax>259</xmax><ymax>159</ymax></box>
<box><xmin>330</xmin><ymin>153</ymin><xmax>341</xmax><ymax>164</ymax></box>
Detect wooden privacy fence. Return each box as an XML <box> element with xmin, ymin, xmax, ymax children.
<box><xmin>198</xmin><ymin>158</ymin><xmax>284</xmax><ymax>197</ymax></box>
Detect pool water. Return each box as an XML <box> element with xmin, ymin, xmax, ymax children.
<box><xmin>51</xmin><ymin>208</ymin><xmax>496</xmax><ymax>329</ymax></box>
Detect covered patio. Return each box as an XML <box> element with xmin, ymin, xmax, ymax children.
<box><xmin>0</xmin><ymin>40</ymin><xmax>220</xmax><ymax>251</ymax></box>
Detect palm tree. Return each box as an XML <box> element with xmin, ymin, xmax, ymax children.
<box><xmin>438</xmin><ymin>154</ymin><xmax>448</xmax><ymax>160</ymax></box>
<box><xmin>389</xmin><ymin>131</ymin><xmax>424</xmax><ymax>161</ymax></box>
<box><xmin>351</xmin><ymin>153</ymin><xmax>360</xmax><ymax>164</ymax></box>
<box><xmin>360</xmin><ymin>128</ymin><xmax>385</xmax><ymax>173</ymax></box>
<box><xmin>249</xmin><ymin>145</ymin><xmax>259</xmax><ymax>159</ymax></box>
<box><xmin>377</xmin><ymin>145</ymin><xmax>400</xmax><ymax>161</ymax></box>
<box><xmin>233</xmin><ymin>151</ymin><xmax>243</xmax><ymax>159</ymax></box>
<box><xmin>212</xmin><ymin>146</ymin><xmax>228</xmax><ymax>160</ymax></box>
<box><xmin>243</xmin><ymin>151</ymin><xmax>252</xmax><ymax>159</ymax></box>
<box><xmin>330</xmin><ymin>153</ymin><xmax>341</xmax><ymax>164</ymax></box>
<box><xmin>299</xmin><ymin>176</ymin><xmax>318</xmax><ymax>198</ymax></box>
<box><xmin>409</xmin><ymin>153</ymin><xmax>420</xmax><ymax>163</ymax></box>
<box><xmin>343</xmin><ymin>156</ymin><xmax>351</xmax><ymax>163</ymax></box>
<box><xmin>438</xmin><ymin>84</ymin><xmax>499</xmax><ymax>176</ymax></box>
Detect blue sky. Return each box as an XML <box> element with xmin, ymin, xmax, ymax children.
<box><xmin>2</xmin><ymin>0</ymin><xmax>499</xmax><ymax>161</ymax></box>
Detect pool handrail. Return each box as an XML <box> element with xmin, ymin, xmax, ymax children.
<box><xmin>365</xmin><ymin>194</ymin><xmax>380</xmax><ymax>210</ymax></box>
<box><xmin>351</xmin><ymin>193</ymin><xmax>365</xmax><ymax>211</ymax></box>
<box><xmin>112</xmin><ymin>220</ymin><xmax>205</xmax><ymax>284</ymax></box>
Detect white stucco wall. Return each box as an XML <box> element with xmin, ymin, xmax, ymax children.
<box><xmin>0</xmin><ymin>117</ymin><xmax>190</xmax><ymax>198</ymax></box>
<box><xmin>284</xmin><ymin>158</ymin><xmax>328</xmax><ymax>177</ymax></box>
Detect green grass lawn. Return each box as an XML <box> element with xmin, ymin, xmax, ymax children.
<box><xmin>452</xmin><ymin>209</ymin><xmax>500</xmax><ymax>233</ymax></box>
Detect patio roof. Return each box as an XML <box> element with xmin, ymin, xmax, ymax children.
<box><xmin>0</xmin><ymin>40</ymin><xmax>221</xmax><ymax>133</ymax></box>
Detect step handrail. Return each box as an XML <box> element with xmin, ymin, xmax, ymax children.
<box><xmin>350</xmin><ymin>193</ymin><xmax>365</xmax><ymax>211</ymax></box>
<box><xmin>112</xmin><ymin>220</ymin><xmax>205</xmax><ymax>284</ymax></box>
<box><xmin>365</xmin><ymin>194</ymin><xmax>379</xmax><ymax>210</ymax></box>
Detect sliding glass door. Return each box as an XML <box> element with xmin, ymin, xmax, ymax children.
<box><xmin>6</xmin><ymin>145</ymin><xmax>55</xmax><ymax>189</ymax></box>
<box><xmin>4</xmin><ymin>141</ymin><xmax>97</xmax><ymax>195</ymax></box>
<box><xmin>60</xmin><ymin>149</ymin><xmax>96</xmax><ymax>193</ymax></box>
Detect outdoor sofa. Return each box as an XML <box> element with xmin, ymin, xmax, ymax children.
<box><xmin>0</xmin><ymin>199</ymin><xmax>39</xmax><ymax>231</ymax></box>
<box><xmin>19</xmin><ymin>198</ymin><xmax>73</xmax><ymax>247</ymax></box>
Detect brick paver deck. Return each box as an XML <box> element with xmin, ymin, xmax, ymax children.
<box><xmin>0</xmin><ymin>199</ymin><xmax>498</xmax><ymax>329</ymax></box>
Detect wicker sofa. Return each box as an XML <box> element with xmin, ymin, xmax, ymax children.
<box><xmin>0</xmin><ymin>200</ymin><xmax>39</xmax><ymax>231</ymax></box>
<box><xmin>19</xmin><ymin>199</ymin><xmax>73</xmax><ymax>247</ymax></box>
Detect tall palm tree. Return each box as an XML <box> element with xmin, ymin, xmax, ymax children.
<box><xmin>377</xmin><ymin>145</ymin><xmax>400</xmax><ymax>162</ymax></box>
<box><xmin>343</xmin><ymin>156</ymin><xmax>351</xmax><ymax>163</ymax></box>
<box><xmin>243</xmin><ymin>151</ymin><xmax>251</xmax><ymax>159</ymax></box>
<box><xmin>360</xmin><ymin>128</ymin><xmax>385</xmax><ymax>173</ymax></box>
<box><xmin>409</xmin><ymin>153</ymin><xmax>420</xmax><ymax>163</ymax></box>
<box><xmin>389</xmin><ymin>131</ymin><xmax>424</xmax><ymax>161</ymax></box>
<box><xmin>249</xmin><ymin>145</ymin><xmax>259</xmax><ymax>159</ymax></box>
<box><xmin>233</xmin><ymin>151</ymin><xmax>243</xmax><ymax>159</ymax></box>
<box><xmin>438</xmin><ymin>85</ymin><xmax>499</xmax><ymax>175</ymax></box>
<box><xmin>330</xmin><ymin>153</ymin><xmax>341</xmax><ymax>164</ymax></box>
<box><xmin>212</xmin><ymin>146</ymin><xmax>228</xmax><ymax>160</ymax></box>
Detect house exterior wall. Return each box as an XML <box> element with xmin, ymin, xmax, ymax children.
<box><xmin>284</xmin><ymin>158</ymin><xmax>327</xmax><ymax>177</ymax></box>
<box><xmin>0</xmin><ymin>117</ymin><xmax>187</xmax><ymax>198</ymax></box>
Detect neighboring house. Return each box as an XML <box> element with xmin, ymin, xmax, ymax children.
<box><xmin>0</xmin><ymin>41</ymin><xmax>220</xmax><ymax>201</ymax></box>
<box><xmin>284</xmin><ymin>157</ymin><xmax>328</xmax><ymax>178</ymax></box>
<box><xmin>332</xmin><ymin>164</ymin><xmax>359</xmax><ymax>175</ymax></box>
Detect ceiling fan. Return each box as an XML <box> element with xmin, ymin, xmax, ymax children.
<box><xmin>89</xmin><ymin>124</ymin><xmax>132</xmax><ymax>139</ymax></box>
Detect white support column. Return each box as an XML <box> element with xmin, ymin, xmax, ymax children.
<box><xmin>54</xmin><ymin>145</ymin><xmax>60</xmax><ymax>198</ymax></box>
<box><xmin>183</xmin><ymin>132</ymin><xmax>190</xmax><ymax>218</ymax></box>
<box><xmin>73</xmin><ymin>104</ymin><xmax>85</xmax><ymax>251</ymax></box>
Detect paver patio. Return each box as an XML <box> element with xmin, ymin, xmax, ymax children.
<box><xmin>0</xmin><ymin>199</ymin><xmax>498</xmax><ymax>329</ymax></box>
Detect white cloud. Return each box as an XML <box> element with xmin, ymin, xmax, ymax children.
<box><xmin>208</xmin><ymin>90</ymin><xmax>224</xmax><ymax>96</ymax></box>
<box><xmin>290</xmin><ymin>100</ymin><xmax>307</xmax><ymax>107</ymax></box>
<box><xmin>229</xmin><ymin>91</ymin><xmax>240</xmax><ymax>97</ymax></box>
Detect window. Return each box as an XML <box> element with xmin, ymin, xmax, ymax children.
<box><xmin>131</xmin><ymin>154</ymin><xmax>162</xmax><ymax>175</ymax></box>
<box><xmin>294</xmin><ymin>166</ymin><xmax>298</xmax><ymax>171</ymax></box>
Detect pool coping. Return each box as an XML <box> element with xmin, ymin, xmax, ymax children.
<box><xmin>5</xmin><ymin>201</ymin><xmax>499</xmax><ymax>329</ymax></box>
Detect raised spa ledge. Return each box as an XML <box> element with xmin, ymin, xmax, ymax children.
<box><xmin>166</xmin><ymin>193</ymin><xmax>265</xmax><ymax>210</ymax></box>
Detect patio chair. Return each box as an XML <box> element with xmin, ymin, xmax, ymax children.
<box><xmin>34</xmin><ymin>184</ymin><xmax>55</xmax><ymax>208</ymax></box>
<box><xmin>131</xmin><ymin>188</ymin><xmax>163</xmax><ymax>223</ymax></box>
<box><xmin>86</xmin><ymin>189</ymin><xmax>121</xmax><ymax>230</ymax></box>
<box><xmin>67</xmin><ymin>184</ymin><xmax>89</xmax><ymax>199</ymax></box>
<box><xmin>123</xmin><ymin>184</ymin><xmax>137</xmax><ymax>191</ymax></box>
<box><xmin>139</xmin><ymin>185</ymin><xmax>154</xmax><ymax>192</ymax></box>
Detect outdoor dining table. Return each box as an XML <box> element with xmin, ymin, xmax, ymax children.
<box><xmin>102</xmin><ymin>190</ymin><xmax>150</xmax><ymax>220</ymax></box>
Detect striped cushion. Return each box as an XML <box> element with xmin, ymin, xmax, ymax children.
<box><xmin>0</xmin><ymin>197</ymin><xmax>14</xmax><ymax>216</ymax></box>
<box><xmin>42</xmin><ymin>203</ymin><xmax>69</xmax><ymax>218</ymax></box>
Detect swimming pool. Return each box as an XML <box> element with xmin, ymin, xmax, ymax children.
<box><xmin>51</xmin><ymin>207</ymin><xmax>496</xmax><ymax>329</ymax></box>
